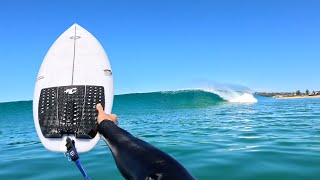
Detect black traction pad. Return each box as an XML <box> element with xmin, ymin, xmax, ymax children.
<box><xmin>38</xmin><ymin>85</ymin><xmax>105</xmax><ymax>139</ymax></box>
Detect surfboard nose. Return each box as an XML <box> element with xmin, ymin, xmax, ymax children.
<box><xmin>64</xmin><ymin>23</ymin><xmax>82</xmax><ymax>33</ymax></box>
<box><xmin>71</xmin><ymin>23</ymin><xmax>79</xmax><ymax>28</ymax></box>
<box><xmin>69</xmin><ymin>23</ymin><xmax>85</xmax><ymax>30</ymax></box>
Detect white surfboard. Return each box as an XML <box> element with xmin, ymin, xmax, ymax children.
<box><xmin>33</xmin><ymin>23</ymin><xmax>113</xmax><ymax>153</ymax></box>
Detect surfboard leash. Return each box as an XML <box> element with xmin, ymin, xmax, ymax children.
<box><xmin>65</xmin><ymin>137</ymin><xmax>91</xmax><ymax>180</ymax></box>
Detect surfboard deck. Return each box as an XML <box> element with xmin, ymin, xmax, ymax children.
<box><xmin>33</xmin><ymin>24</ymin><xmax>113</xmax><ymax>153</ymax></box>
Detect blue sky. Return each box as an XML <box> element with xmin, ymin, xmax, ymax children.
<box><xmin>0</xmin><ymin>0</ymin><xmax>319</xmax><ymax>102</ymax></box>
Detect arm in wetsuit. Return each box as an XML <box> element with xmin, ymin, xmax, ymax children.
<box><xmin>96</xmin><ymin>105</ymin><xmax>195</xmax><ymax>180</ymax></box>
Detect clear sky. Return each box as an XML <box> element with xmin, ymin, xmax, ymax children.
<box><xmin>0</xmin><ymin>0</ymin><xmax>319</xmax><ymax>102</ymax></box>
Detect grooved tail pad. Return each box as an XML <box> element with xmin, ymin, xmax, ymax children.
<box><xmin>38</xmin><ymin>85</ymin><xmax>105</xmax><ymax>138</ymax></box>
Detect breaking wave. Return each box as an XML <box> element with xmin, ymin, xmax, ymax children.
<box><xmin>114</xmin><ymin>89</ymin><xmax>257</xmax><ymax>110</ymax></box>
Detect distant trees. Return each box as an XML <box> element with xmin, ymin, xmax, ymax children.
<box><xmin>256</xmin><ymin>89</ymin><xmax>320</xmax><ymax>97</ymax></box>
<box><xmin>296</xmin><ymin>90</ymin><xmax>301</xmax><ymax>96</ymax></box>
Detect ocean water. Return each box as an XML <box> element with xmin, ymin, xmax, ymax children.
<box><xmin>0</xmin><ymin>90</ymin><xmax>319</xmax><ymax>180</ymax></box>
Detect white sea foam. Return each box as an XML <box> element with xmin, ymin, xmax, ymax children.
<box><xmin>203</xmin><ymin>88</ymin><xmax>257</xmax><ymax>103</ymax></box>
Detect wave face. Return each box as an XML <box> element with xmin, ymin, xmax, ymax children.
<box><xmin>114</xmin><ymin>89</ymin><xmax>257</xmax><ymax>111</ymax></box>
<box><xmin>114</xmin><ymin>90</ymin><xmax>225</xmax><ymax>111</ymax></box>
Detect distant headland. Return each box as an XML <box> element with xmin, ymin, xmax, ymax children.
<box><xmin>256</xmin><ymin>90</ymin><xmax>320</xmax><ymax>99</ymax></box>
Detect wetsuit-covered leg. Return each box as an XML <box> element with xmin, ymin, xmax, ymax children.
<box><xmin>98</xmin><ymin>120</ymin><xmax>195</xmax><ymax>180</ymax></box>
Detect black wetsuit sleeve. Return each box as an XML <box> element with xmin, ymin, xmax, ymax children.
<box><xmin>98</xmin><ymin>120</ymin><xmax>195</xmax><ymax>180</ymax></box>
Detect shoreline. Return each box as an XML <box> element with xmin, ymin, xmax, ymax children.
<box><xmin>275</xmin><ymin>95</ymin><xmax>320</xmax><ymax>99</ymax></box>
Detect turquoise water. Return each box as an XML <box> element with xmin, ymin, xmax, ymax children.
<box><xmin>1</xmin><ymin>90</ymin><xmax>319</xmax><ymax>179</ymax></box>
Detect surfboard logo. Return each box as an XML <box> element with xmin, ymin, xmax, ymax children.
<box><xmin>64</xmin><ymin>88</ymin><xmax>77</xmax><ymax>94</ymax></box>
